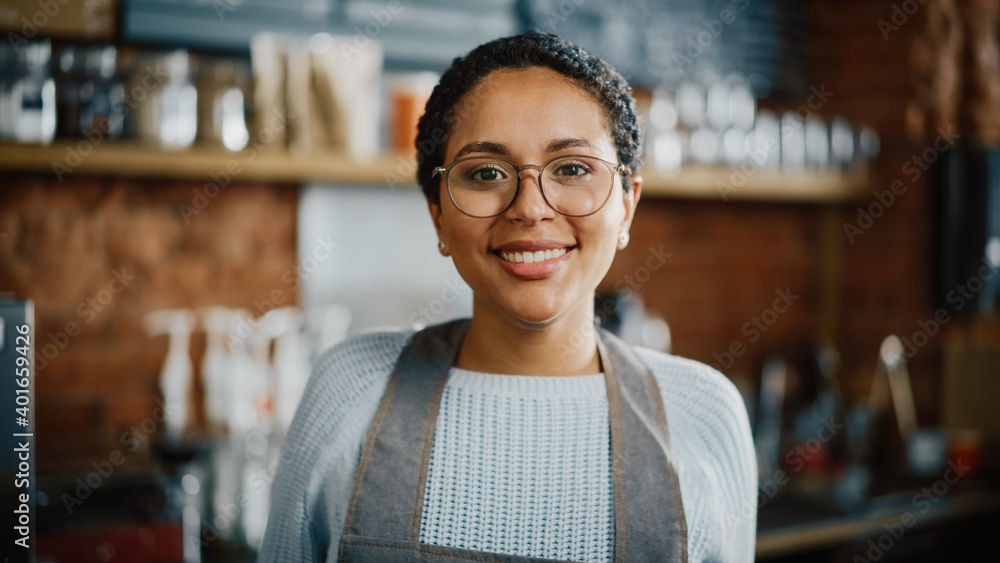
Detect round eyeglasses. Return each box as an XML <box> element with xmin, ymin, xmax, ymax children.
<box><xmin>431</xmin><ymin>154</ymin><xmax>629</xmax><ymax>218</ymax></box>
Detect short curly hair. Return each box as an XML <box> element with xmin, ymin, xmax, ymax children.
<box><xmin>415</xmin><ymin>30</ymin><xmax>642</xmax><ymax>203</ymax></box>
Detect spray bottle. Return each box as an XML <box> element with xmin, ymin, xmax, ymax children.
<box><xmin>144</xmin><ymin>309</ymin><xmax>196</xmax><ymax>444</ymax></box>
<box><xmin>225</xmin><ymin>309</ymin><xmax>260</xmax><ymax>436</ymax></box>
<box><xmin>267</xmin><ymin>307</ymin><xmax>311</xmax><ymax>433</ymax></box>
<box><xmin>199</xmin><ymin>306</ymin><xmax>232</xmax><ymax>432</ymax></box>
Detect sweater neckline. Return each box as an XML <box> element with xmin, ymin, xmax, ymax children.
<box><xmin>446</xmin><ymin>368</ymin><xmax>607</xmax><ymax>399</ymax></box>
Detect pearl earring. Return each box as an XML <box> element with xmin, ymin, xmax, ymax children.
<box><xmin>438</xmin><ymin>240</ymin><xmax>447</xmax><ymax>254</ymax></box>
<box><xmin>617</xmin><ymin>232</ymin><xmax>630</xmax><ymax>249</ymax></box>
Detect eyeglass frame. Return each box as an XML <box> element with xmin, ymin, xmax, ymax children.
<box><xmin>431</xmin><ymin>154</ymin><xmax>631</xmax><ymax>219</ymax></box>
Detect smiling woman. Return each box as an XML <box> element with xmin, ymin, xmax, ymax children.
<box><xmin>261</xmin><ymin>32</ymin><xmax>757</xmax><ymax>563</ymax></box>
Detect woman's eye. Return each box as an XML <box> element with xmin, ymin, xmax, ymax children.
<box><xmin>471</xmin><ymin>167</ymin><xmax>505</xmax><ymax>181</ymax></box>
<box><xmin>555</xmin><ymin>163</ymin><xmax>590</xmax><ymax>176</ymax></box>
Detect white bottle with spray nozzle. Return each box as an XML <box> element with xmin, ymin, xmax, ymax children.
<box><xmin>199</xmin><ymin>306</ymin><xmax>232</xmax><ymax>432</ymax></box>
<box><xmin>144</xmin><ymin>309</ymin><xmax>197</xmax><ymax>444</ymax></box>
<box><xmin>247</xmin><ymin>312</ymin><xmax>276</xmax><ymax>435</ymax></box>
<box><xmin>225</xmin><ymin>309</ymin><xmax>260</xmax><ymax>437</ymax></box>
<box><xmin>267</xmin><ymin>307</ymin><xmax>312</xmax><ymax>433</ymax></box>
<box><xmin>310</xmin><ymin>304</ymin><xmax>352</xmax><ymax>361</ymax></box>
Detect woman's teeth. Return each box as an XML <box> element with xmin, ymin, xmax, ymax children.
<box><xmin>499</xmin><ymin>248</ymin><xmax>567</xmax><ymax>264</ymax></box>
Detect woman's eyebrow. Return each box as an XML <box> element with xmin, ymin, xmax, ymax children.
<box><xmin>454</xmin><ymin>141</ymin><xmax>510</xmax><ymax>159</ymax></box>
<box><xmin>453</xmin><ymin>138</ymin><xmax>596</xmax><ymax>160</ymax></box>
<box><xmin>546</xmin><ymin>137</ymin><xmax>594</xmax><ymax>152</ymax></box>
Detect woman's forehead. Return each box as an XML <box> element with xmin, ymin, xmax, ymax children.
<box><xmin>445</xmin><ymin>67</ymin><xmax>616</xmax><ymax>161</ymax></box>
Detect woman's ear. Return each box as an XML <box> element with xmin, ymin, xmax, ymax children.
<box><xmin>427</xmin><ymin>196</ymin><xmax>443</xmax><ymax>232</ymax></box>
<box><xmin>427</xmin><ymin>195</ymin><xmax>449</xmax><ymax>255</ymax></box>
<box><xmin>620</xmin><ymin>175</ymin><xmax>643</xmax><ymax>232</ymax></box>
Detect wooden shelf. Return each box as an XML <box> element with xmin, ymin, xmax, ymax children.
<box><xmin>641</xmin><ymin>166</ymin><xmax>868</xmax><ymax>203</ymax></box>
<box><xmin>0</xmin><ymin>141</ymin><xmax>406</xmax><ymax>185</ymax></box>
<box><xmin>0</xmin><ymin>141</ymin><xmax>868</xmax><ymax>203</ymax></box>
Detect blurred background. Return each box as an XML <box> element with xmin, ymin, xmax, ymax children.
<box><xmin>1</xmin><ymin>0</ymin><xmax>999</xmax><ymax>561</ymax></box>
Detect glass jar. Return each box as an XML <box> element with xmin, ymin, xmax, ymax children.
<box><xmin>132</xmin><ymin>50</ymin><xmax>198</xmax><ymax>149</ymax></box>
<box><xmin>196</xmin><ymin>58</ymin><xmax>250</xmax><ymax>151</ymax></box>
<box><xmin>78</xmin><ymin>46</ymin><xmax>125</xmax><ymax>140</ymax></box>
<box><xmin>0</xmin><ymin>43</ymin><xmax>19</xmax><ymax>140</ymax></box>
<box><xmin>1</xmin><ymin>40</ymin><xmax>56</xmax><ymax>144</ymax></box>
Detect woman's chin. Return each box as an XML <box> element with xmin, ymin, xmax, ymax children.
<box><xmin>500</xmin><ymin>299</ymin><xmax>584</xmax><ymax>331</ymax></box>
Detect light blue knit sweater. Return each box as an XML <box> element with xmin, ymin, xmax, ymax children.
<box><xmin>260</xmin><ymin>328</ymin><xmax>757</xmax><ymax>562</ymax></box>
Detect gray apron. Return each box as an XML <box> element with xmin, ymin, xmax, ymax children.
<box><xmin>338</xmin><ymin>319</ymin><xmax>688</xmax><ymax>563</ymax></box>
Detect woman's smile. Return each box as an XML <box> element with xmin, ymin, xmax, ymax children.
<box><xmin>498</xmin><ymin>248</ymin><xmax>568</xmax><ymax>264</ymax></box>
<box><xmin>493</xmin><ymin>240</ymin><xmax>576</xmax><ymax>280</ymax></box>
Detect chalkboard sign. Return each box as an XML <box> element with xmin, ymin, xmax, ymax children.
<box><xmin>520</xmin><ymin>0</ymin><xmax>809</xmax><ymax>99</ymax></box>
<box><xmin>122</xmin><ymin>0</ymin><xmax>518</xmax><ymax>71</ymax></box>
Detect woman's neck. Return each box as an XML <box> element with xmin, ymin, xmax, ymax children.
<box><xmin>454</xmin><ymin>303</ymin><xmax>601</xmax><ymax>376</ymax></box>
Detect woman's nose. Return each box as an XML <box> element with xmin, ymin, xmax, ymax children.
<box><xmin>504</xmin><ymin>170</ymin><xmax>556</xmax><ymax>222</ymax></box>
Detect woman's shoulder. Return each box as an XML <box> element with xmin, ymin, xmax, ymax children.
<box><xmin>291</xmin><ymin>327</ymin><xmax>416</xmax><ymax>425</ymax></box>
<box><xmin>311</xmin><ymin>326</ymin><xmax>415</xmax><ymax>382</ymax></box>
<box><xmin>632</xmin><ymin>346</ymin><xmax>754</xmax><ymax>464</ymax></box>
<box><xmin>632</xmin><ymin>346</ymin><xmax>745</xmax><ymax>412</ymax></box>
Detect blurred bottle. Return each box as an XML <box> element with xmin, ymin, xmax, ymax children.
<box><xmin>748</xmin><ymin>109</ymin><xmax>780</xmax><ymax>171</ymax></box>
<box><xmin>197</xmin><ymin>58</ymin><xmax>250</xmax><ymax>151</ymax></box>
<box><xmin>830</xmin><ymin>116</ymin><xmax>855</xmax><ymax>172</ymax></box>
<box><xmin>78</xmin><ymin>46</ymin><xmax>125</xmax><ymax>141</ymax></box>
<box><xmin>133</xmin><ymin>50</ymin><xmax>197</xmax><ymax>149</ymax></box>
<box><xmin>857</xmin><ymin>126</ymin><xmax>881</xmax><ymax>172</ymax></box>
<box><xmin>690</xmin><ymin>74</ymin><xmax>723</xmax><ymax>165</ymax></box>
<box><xmin>719</xmin><ymin>75</ymin><xmax>755</xmax><ymax>165</ymax></box>
<box><xmin>389</xmin><ymin>72</ymin><xmax>437</xmax><ymax>157</ymax></box>
<box><xmin>0</xmin><ymin>40</ymin><xmax>56</xmax><ymax>144</ymax></box>
<box><xmin>648</xmin><ymin>88</ymin><xmax>683</xmax><ymax>175</ymax></box>
<box><xmin>706</xmin><ymin>79</ymin><xmax>731</xmax><ymax>132</ymax></box>
<box><xmin>199</xmin><ymin>307</ymin><xmax>234</xmax><ymax>432</ymax></box>
<box><xmin>675</xmin><ymin>80</ymin><xmax>705</xmax><ymax>131</ymax></box>
<box><xmin>0</xmin><ymin>43</ymin><xmax>18</xmax><ymax>139</ymax></box>
<box><xmin>249</xmin><ymin>32</ymin><xmax>287</xmax><ymax>152</ymax></box>
<box><xmin>144</xmin><ymin>309</ymin><xmax>197</xmax><ymax>444</ymax></box>
<box><xmin>728</xmin><ymin>74</ymin><xmax>756</xmax><ymax>132</ymax></box>
<box><xmin>268</xmin><ymin>308</ymin><xmax>311</xmax><ymax>434</ymax></box>
<box><xmin>55</xmin><ymin>46</ymin><xmax>86</xmax><ymax>139</ymax></box>
<box><xmin>780</xmin><ymin>111</ymin><xmax>806</xmax><ymax>171</ymax></box>
<box><xmin>804</xmin><ymin>115</ymin><xmax>829</xmax><ymax>170</ymax></box>
<box><xmin>690</xmin><ymin>125</ymin><xmax>720</xmax><ymax>164</ymax></box>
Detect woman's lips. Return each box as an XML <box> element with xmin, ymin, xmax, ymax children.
<box><xmin>499</xmin><ymin>248</ymin><xmax>567</xmax><ymax>264</ymax></box>
<box><xmin>493</xmin><ymin>246</ymin><xmax>573</xmax><ymax>280</ymax></box>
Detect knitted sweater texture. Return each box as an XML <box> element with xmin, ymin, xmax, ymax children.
<box><xmin>260</xmin><ymin>328</ymin><xmax>757</xmax><ymax>562</ymax></box>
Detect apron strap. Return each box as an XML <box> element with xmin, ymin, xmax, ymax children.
<box><xmin>597</xmin><ymin>328</ymin><xmax>689</xmax><ymax>563</ymax></box>
<box><xmin>342</xmin><ymin>320</ymin><xmax>688</xmax><ymax>563</ymax></box>
<box><xmin>342</xmin><ymin>319</ymin><xmax>468</xmax><ymax>543</ymax></box>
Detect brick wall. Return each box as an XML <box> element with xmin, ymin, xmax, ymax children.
<box><xmin>0</xmin><ymin>177</ymin><xmax>298</xmax><ymax>473</ymax></box>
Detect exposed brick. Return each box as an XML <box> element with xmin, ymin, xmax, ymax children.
<box><xmin>0</xmin><ymin>178</ymin><xmax>299</xmax><ymax>475</ymax></box>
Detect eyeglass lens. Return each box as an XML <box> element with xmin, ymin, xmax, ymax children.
<box><xmin>447</xmin><ymin>155</ymin><xmax>616</xmax><ymax>217</ymax></box>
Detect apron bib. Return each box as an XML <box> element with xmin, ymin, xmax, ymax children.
<box><xmin>338</xmin><ymin>319</ymin><xmax>688</xmax><ymax>563</ymax></box>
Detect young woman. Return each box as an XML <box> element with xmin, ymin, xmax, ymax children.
<box><xmin>261</xmin><ymin>31</ymin><xmax>756</xmax><ymax>563</ymax></box>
